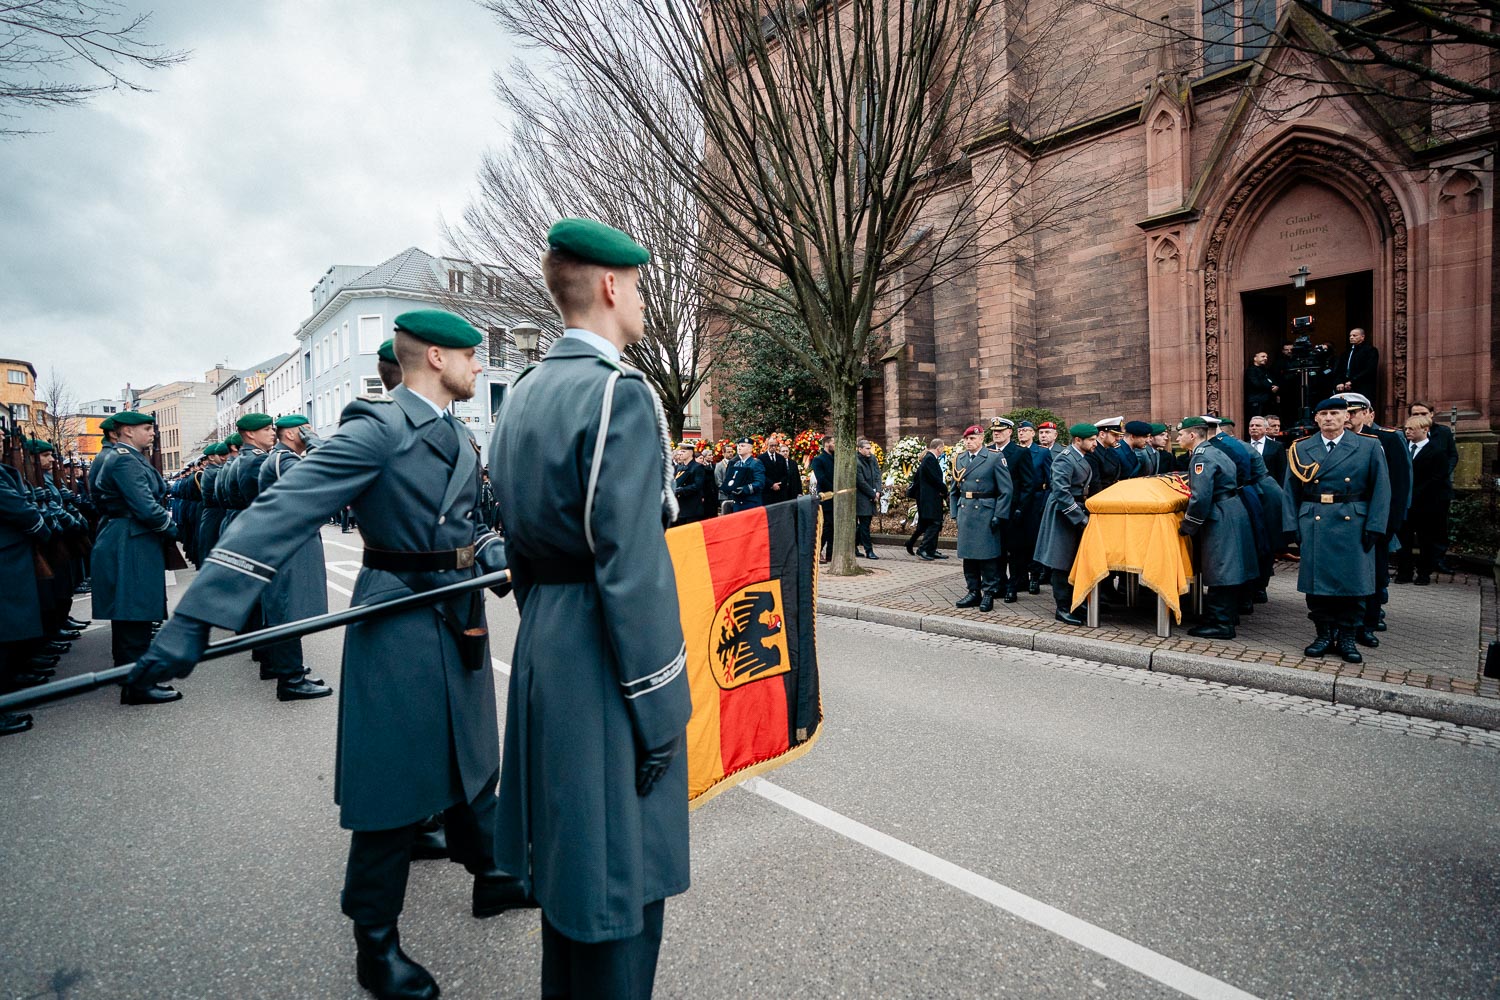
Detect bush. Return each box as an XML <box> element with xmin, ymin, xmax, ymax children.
<box><xmin>1449</xmin><ymin>487</ymin><xmax>1500</xmax><ymax>559</ymax></box>
<box><xmin>1003</xmin><ymin>406</ymin><xmax>1069</xmax><ymax>444</ymax></box>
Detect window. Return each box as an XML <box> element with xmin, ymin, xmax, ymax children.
<box><xmin>345</xmin><ymin>380</ymin><xmax>352</xmax><ymax>411</ymax></box>
<box><xmin>331</xmin><ymin>328</ymin><xmax>340</xmax><ymax>362</ymax></box>
<box><xmin>362</xmin><ymin>376</ymin><xmax>384</xmax><ymax>396</ymax></box>
<box><xmin>1202</xmin><ymin>0</ymin><xmax>1235</xmax><ymax>73</ymax></box>
<box><xmin>103</xmin><ymin>405</ymin><xmax>116</xmax><ymax>414</ymax></box>
<box><xmin>343</xmin><ymin>322</ymin><xmax>352</xmax><ymax>360</ymax></box>
<box><xmin>7</xmin><ymin>369</ymin><xmax>26</xmax><ymax>384</ymax></box>
<box><xmin>357</xmin><ymin>314</ymin><xmax>383</xmax><ymax>353</ymax></box>
<box><xmin>1330</xmin><ymin>1</ymin><xmax>1373</xmax><ymax>18</ymax></box>
<box><xmin>1202</xmin><ymin>0</ymin><xmax>1283</xmax><ymax>73</ymax></box>
<box><xmin>448</xmin><ymin>269</ymin><xmax>465</xmax><ymax>293</ymax></box>
<box><xmin>487</xmin><ymin>326</ymin><xmax>508</xmax><ymax>368</ymax></box>
<box><xmin>482</xmin><ymin>274</ymin><xmax>500</xmax><ymax>297</ymax></box>
<box><xmin>15</xmin><ymin>404</ymin><xmax>29</xmax><ymax>421</ymax></box>
<box><xmin>333</xmin><ymin>385</ymin><xmax>342</xmax><ymax>413</ymax></box>
<box><xmin>314</xmin><ymin>342</ymin><xmax>323</xmax><ymax>375</ymax></box>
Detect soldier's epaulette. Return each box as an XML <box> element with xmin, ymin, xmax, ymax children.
<box><xmin>357</xmin><ymin>393</ymin><xmax>394</xmax><ymax>403</ymax></box>
<box><xmin>1356</xmin><ymin>431</ymin><xmax>1379</xmax><ymax>439</ymax></box>
<box><xmin>1291</xmin><ymin>434</ymin><xmax>1313</xmax><ymax>444</ymax></box>
<box><xmin>115</xmin><ymin>446</ymin><xmax>129</xmax><ymax>454</ymax></box>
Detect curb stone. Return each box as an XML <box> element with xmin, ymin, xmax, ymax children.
<box><xmin>819</xmin><ymin>602</ymin><xmax>1500</xmax><ymax>732</ymax></box>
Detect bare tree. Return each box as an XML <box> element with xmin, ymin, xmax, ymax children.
<box><xmin>0</xmin><ymin>1</ymin><xmax>189</xmax><ymax>136</ymax></box>
<box><xmin>445</xmin><ymin>57</ymin><xmax>714</xmax><ymax>441</ymax></box>
<box><xmin>36</xmin><ymin>366</ymin><xmax>80</xmax><ymax>450</ymax></box>
<box><xmin>483</xmin><ymin>0</ymin><xmax>1106</xmax><ymax>574</ymax></box>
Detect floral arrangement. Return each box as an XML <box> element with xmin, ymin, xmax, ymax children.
<box><xmin>868</xmin><ymin>440</ymin><xmax>886</xmax><ymax>473</ymax></box>
<box><xmin>884</xmin><ymin>436</ymin><xmax>927</xmax><ymax>487</ymax></box>
<box><xmin>789</xmin><ymin>429</ymin><xmax>823</xmax><ymax>465</ymax></box>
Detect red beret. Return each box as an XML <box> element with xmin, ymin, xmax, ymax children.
<box><xmin>1038</xmin><ymin>421</ymin><xmax>1057</xmax><ymax>429</ymax></box>
<box><xmin>962</xmin><ymin>424</ymin><xmax>984</xmax><ymax>436</ymax></box>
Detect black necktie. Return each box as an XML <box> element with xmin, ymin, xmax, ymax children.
<box><xmin>1409</xmin><ymin>442</ymin><xmax>1417</xmax><ymax>458</ymax></box>
<box><xmin>1325</xmin><ymin>439</ymin><xmax>1335</xmax><ymax>454</ymax></box>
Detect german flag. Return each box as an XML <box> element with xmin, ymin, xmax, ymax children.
<box><xmin>666</xmin><ymin>494</ymin><xmax>823</xmax><ymax>807</ymax></box>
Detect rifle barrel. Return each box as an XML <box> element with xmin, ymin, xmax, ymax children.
<box><xmin>0</xmin><ymin>568</ymin><xmax>512</xmax><ymax>712</ymax></box>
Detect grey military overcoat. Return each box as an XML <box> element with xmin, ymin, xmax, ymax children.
<box><xmin>175</xmin><ymin>385</ymin><xmax>501</xmax><ymax>831</ymax></box>
<box><xmin>949</xmin><ymin>448</ymin><xmax>1013</xmax><ymax>560</ymax></box>
<box><xmin>1281</xmin><ymin>432</ymin><xmax>1392</xmax><ymax>597</ymax></box>
<box><xmin>255</xmin><ymin>444</ymin><xmax>328</xmax><ymax>623</ymax></box>
<box><xmin>1246</xmin><ymin>445</ymin><xmax>1288</xmax><ymax>551</ymax></box>
<box><xmin>1179</xmin><ymin>443</ymin><xmax>1257</xmax><ymax>588</ymax></box>
<box><xmin>91</xmin><ymin>443</ymin><xmax>172</xmax><ymax>623</ymax></box>
<box><xmin>1034</xmin><ymin>445</ymin><xmax>1093</xmax><ymax>571</ymax></box>
<box><xmin>196</xmin><ymin>463</ymin><xmax>226</xmax><ymax>563</ymax></box>
<box><xmin>491</xmin><ymin>335</ymin><xmax>693</xmax><ymax>945</ymax></box>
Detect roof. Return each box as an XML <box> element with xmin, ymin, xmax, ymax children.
<box><xmin>0</xmin><ymin>358</ymin><xmax>37</xmax><ymax>378</ymax></box>
<box><xmin>341</xmin><ymin>247</ymin><xmax>443</xmax><ymax>296</ymax></box>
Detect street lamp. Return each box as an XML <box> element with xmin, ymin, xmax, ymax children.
<box><xmin>509</xmin><ymin>322</ymin><xmax>542</xmax><ymax>364</ymax></box>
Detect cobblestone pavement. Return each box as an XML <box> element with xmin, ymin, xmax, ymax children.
<box><xmin>825</xmin><ymin>544</ymin><xmax>1500</xmax><ymax>701</ymax></box>
<box><xmin>821</xmin><ymin>615</ymin><xmax>1500</xmax><ymax>751</ymax></box>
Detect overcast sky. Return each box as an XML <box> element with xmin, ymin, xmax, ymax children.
<box><xmin>0</xmin><ymin>0</ymin><xmax>510</xmax><ymax>405</ymax></box>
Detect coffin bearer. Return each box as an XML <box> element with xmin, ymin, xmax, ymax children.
<box><xmin>951</xmin><ymin>425</ymin><xmax>1014</xmax><ymax>612</ymax></box>
<box><xmin>128</xmin><ymin>309</ymin><xmax>526</xmax><ymax>1000</ymax></box>
<box><xmin>91</xmin><ymin>410</ymin><xmax>181</xmax><ymax>705</ymax></box>
<box><xmin>490</xmin><ymin>217</ymin><xmax>692</xmax><ymax>1000</ymax></box>
<box><xmin>1124</xmin><ymin>420</ymin><xmax>1163</xmax><ymax>476</ymax></box>
<box><xmin>1035</xmin><ymin>423</ymin><xmax>1097</xmax><ymax>626</ymax></box>
<box><xmin>1176</xmin><ymin>417</ymin><xmax>1258</xmax><ymax>639</ymax></box>
<box><xmin>1282</xmin><ymin>397</ymin><xmax>1391</xmax><ymax>663</ymax></box>
<box><xmin>253</xmin><ymin>414</ymin><xmax>334</xmax><ymax>702</ymax></box>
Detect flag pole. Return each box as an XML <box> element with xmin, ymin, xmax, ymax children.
<box><xmin>0</xmin><ymin>569</ymin><xmax>512</xmax><ymax>712</ymax></box>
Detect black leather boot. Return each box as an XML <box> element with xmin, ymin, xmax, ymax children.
<box><xmin>1</xmin><ymin>712</ymin><xmax>33</xmax><ymax>736</ymax></box>
<box><xmin>276</xmin><ymin>674</ymin><xmax>334</xmax><ymax>701</ymax></box>
<box><xmin>955</xmin><ymin>592</ymin><xmax>981</xmax><ymax>608</ymax></box>
<box><xmin>65</xmin><ymin>616</ymin><xmax>91</xmax><ymax>629</ymax></box>
<box><xmin>978</xmin><ymin>594</ymin><xmax>994</xmax><ymax>613</ymax></box>
<box><xmin>1337</xmin><ymin>630</ymin><xmax>1364</xmax><ymax>664</ymax></box>
<box><xmin>411</xmin><ymin>816</ymin><xmax>448</xmax><ymax>861</ymax></box>
<box><xmin>1054</xmin><ymin>607</ymin><xmax>1087</xmax><ymax>626</ymax></box>
<box><xmin>120</xmin><ymin>683</ymin><xmax>183</xmax><ymax>705</ymax></box>
<box><xmin>472</xmin><ymin>871</ymin><xmax>535</xmax><ymax>919</ymax></box>
<box><xmin>1189</xmin><ymin>591</ymin><xmax>1236</xmax><ymax>640</ymax></box>
<box><xmin>354</xmin><ymin>923</ymin><xmax>438</xmax><ymax>1000</ymax></box>
<box><xmin>1303</xmin><ymin>623</ymin><xmax>1334</xmax><ymax>658</ymax></box>
<box><xmin>1003</xmin><ymin>587</ymin><xmax>1018</xmax><ymax>604</ymax></box>
<box><xmin>1355</xmin><ymin>629</ymin><xmax>1380</xmax><ymax>648</ymax></box>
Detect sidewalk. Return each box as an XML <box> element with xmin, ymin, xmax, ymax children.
<box><xmin>817</xmin><ymin>545</ymin><xmax>1500</xmax><ymax>727</ymax></box>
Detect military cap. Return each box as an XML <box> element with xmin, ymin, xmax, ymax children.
<box><xmin>1149</xmin><ymin>422</ymin><xmax>1167</xmax><ymax>434</ymax></box>
<box><xmin>1038</xmin><ymin>421</ymin><xmax>1057</xmax><ymax>430</ymax></box>
<box><xmin>1124</xmin><ymin>420</ymin><xmax>1153</xmax><ymax>437</ymax></box>
<box><xmin>546</xmin><ymin>217</ymin><xmax>651</xmax><ymax>268</ymax></box>
<box><xmin>377</xmin><ymin>338</ymin><xmax>397</xmax><ymax>364</ymax></box>
<box><xmin>394</xmin><ymin>309</ymin><xmax>482</xmax><ymax>348</ymax></box>
<box><xmin>990</xmin><ymin>417</ymin><xmax>1015</xmax><ymax>429</ymax></box>
<box><xmin>26</xmin><ymin>438</ymin><xmax>54</xmax><ymax>454</ymax></box>
<box><xmin>1313</xmin><ymin>397</ymin><xmax>1348</xmax><ymax>413</ymax></box>
<box><xmin>1201</xmin><ymin>415</ymin><xmax>1223</xmax><ymax>426</ymax></box>
<box><xmin>100</xmin><ymin>415</ymin><xmax>118</xmax><ymax>433</ymax></box>
<box><xmin>236</xmin><ymin>412</ymin><xmax>273</xmax><ymax>432</ymax></box>
<box><xmin>1337</xmin><ymin>392</ymin><xmax>1372</xmax><ymax>411</ymax></box>
<box><xmin>736</xmin><ymin>437</ymin><xmax>753</xmax><ymax>445</ymax></box>
<box><xmin>1219</xmin><ymin>416</ymin><xmax>1236</xmax><ymax>427</ymax></box>
<box><xmin>275</xmin><ymin>414</ymin><xmax>310</xmax><ymax>429</ymax></box>
<box><xmin>1018</xmin><ymin>420</ymin><xmax>1034</xmax><ymax>429</ymax></box>
<box><xmin>1180</xmin><ymin>415</ymin><xmax>1210</xmax><ymax>430</ymax></box>
<box><xmin>962</xmin><ymin>424</ymin><xmax>985</xmax><ymax>437</ymax></box>
<box><xmin>202</xmin><ymin>444</ymin><xmax>217</xmax><ymax>456</ymax></box>
<box><xmin>225</xmin><ymin>433</ymin><xmax>243</xmax><ymax>447</ymax></box>
<box><xmin>210</xmin><ymin>442</ymin><xmax>229</xmax><ymax>457</ymax></box>
<box><xmin>1095</xmin><ymin>416</ymin><xmax>1124</xmax><ymax>430</ymax></box>
<box><xmin>112</xmin><ymin>410</ymin><xmax>155</xmax><ymax>426</ymax></box>
<box><xmin>1069</xmin><ymin>422</ymin><xmax>1098</xmax><ymax>439</ymax></box>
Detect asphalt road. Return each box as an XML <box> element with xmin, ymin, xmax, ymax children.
<box><xmin>2</xmin><ymin>527</ymin><xmax>1497</xmax><ymax>999</ymax></box>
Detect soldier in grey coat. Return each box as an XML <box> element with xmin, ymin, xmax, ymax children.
<box><xmin>252</xmin><ymin>414</ymin><xmax>333</xmax><ymax>702</ymax></box>
<box><xmin>129</xmin><ymin>310</ymin><xmax>528</xmax><ymax>1000</ymax></box>
<box><xmin>195</xmin><ymin>442</ymin><xmax>228</xmax><ymax>564</ymax></box>
<box><xmin>0</xmin><ymin>422</ymin><xmax>48</xmax><ymax>725</ymax></box>
<box><xmin>91</xmin><ymin>410</ymin><xmax>181</xmax><ymax>706</ymax></box>
<box><xmin>950</xmin><ymin>425</ymin><xmax>1014</xmax><ymax>612</ymax></box>
<box><xmin>1282</xmin><ymin>397</ymin><xmax>1392</xmax><ymax>664</ymax></box>
<box><xmin>1176</xmin><ymin>417</ymin><xmax>1257</xmax><ymax>639</ymax></box>
<box><xmin>1034</xmin><ymin>423</ymin><xmax>1098</xmax><ymax>625</ymax></box>
<box><xmin>491</xmin><ymin>218</ymin><xmax>693</xmax><ymax>1000</ymax></box>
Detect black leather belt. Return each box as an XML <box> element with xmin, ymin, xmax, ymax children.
<box><xmin>363</xmin><ymin>544</ymin><xmax>475</xmax><ymax>572</ymax></box>
<box><xmin>527</xmin><ymin>557</ymin><xmax>595</xmax><ymax>585</ymax></box>
<box><xmin>961</xmin><ymin>491</ymin><xmax>998</xmax><ymax>499</ymax></box>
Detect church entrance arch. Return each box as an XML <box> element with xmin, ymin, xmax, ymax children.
<box><xmin>1202</xmin><ymin>138</ymin><xmax>1409</xmax><ymax>426</ymax></box>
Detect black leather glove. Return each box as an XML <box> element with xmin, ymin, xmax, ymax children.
<box><xmin>989</xmin><ymin>516</ymin><xmax>1006</xmax><ymax>532</ymax></box>
<box><xmin>163</xmin><ymin>519</ymin><xmax>179</xmax><ymax>541</ymax></box>
<box><xmin>1178</xmin><ymin>521</ymin><xmax>1198</xmax><ymax>537</ymax></box>
<box><xmin>127</xmin><ymin>614</ymin><xmax>212</xmax><ymax>687</ymax></box>
<box><xmin>475</xmin><ymin>538</ymin><xmax>513</xmax><ymax>599</ymax></box>
<box><xmin>636</xmin><ymin>736</ymin><xmax>679</xmax><ymax>797</ymax></box>
<box><xmin>1362</xmin><ymin>530</ymin><xmax>1381</xmax><ymax>551</ymax></box>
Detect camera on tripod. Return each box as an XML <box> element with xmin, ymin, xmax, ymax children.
<box><xmin>1282</xmin><ymin>318</ymin><xmax>1330</xmax><ymax>373</ymax></box>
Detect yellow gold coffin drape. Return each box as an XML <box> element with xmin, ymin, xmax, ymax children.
<box><xmin>1069</xmin><ymin>476</ymin><xmax>1195</xmax><ymax>620</ymax></box>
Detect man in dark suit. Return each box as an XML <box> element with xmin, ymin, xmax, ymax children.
<box><xmin>1334</xmin><ymin>327</ymin><xmax>1379</xmax><ymax>403</ymax></box>
<box><xmin>672</xmin><ymin>445</ymin><xmax>713</xmax><ymax>523</ymax></box>
<box><xmin>1397</xmin><ymin>414</ymin><xmax>1450</xmax><ymax>585</ymax></box>
<box><xmin>1245</xmin><ymin>351</ymin><xmax>1280</xmax><ymax>419</ymax></box>
<box><xmin>808</xmin><ymin>436</ymin><xmax>836</xmax><ymax>562</ymax></box>
<box><xmin>1245</xmin><ymin>415</ymin><xmax>1287</xmax><ymax>485</ymax></box>
<box><xmin>760</xmin><ymin>433</ymin><xmax>798</xmax><ymax>505</ymax></box>
<box><xmin>905</xmin><ymin>438</ymin><xmax>948</xmax><ymax>560</ymax></box>
<box><xmin>1343</xmin><ymin>393</ymin><xmax>1411</xmax><ymax>646</ymax></box>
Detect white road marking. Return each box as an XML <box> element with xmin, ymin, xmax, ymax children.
<box><xmin>322</xmin><ymin>536</ymin><xmax>364</xmax><ymax>554</ymax></box>
<box><xmin>326</xmin><ymin>560</ymin><xmax>362</xmax><ymax>581</ymax></box>
<box><xmin>743</xmin><ymin>778</ymin><xmax>1262</xmax><ymax>1000</ymax></box>
<box><xmin>492</xmin><ymin>657</ymin><xmax>510</xmax><ymax>676</ymax></box>
<box><xmin>327</xmin><ymin>580</ymin><xmax>353</xmax><ymax>597</ymax></box>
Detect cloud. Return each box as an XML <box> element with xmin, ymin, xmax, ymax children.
<box><xmin>0</xmin><ymin>0</ymin><xmax>508</xmax><ymax>403</ymax></box>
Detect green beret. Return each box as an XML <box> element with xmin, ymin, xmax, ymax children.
<box><xmin>393</xmin><ymin>309</ymin><xmax>482</xmax><ymax>349</ymax></box>
<box><xmin>210</xmin><ymin>442</ymin><xmax>229</xmax><ymax>457</ymax></box>
<box><xmin>377</xmin><ymin>338</ymin><xmax>397</xmax><ymax>364</ymax></box>
<box><xmin>225</xmin><ymin>433</ymin><xmax>243</xmax><ymax>448</ymax></box>
<box><xmin>1068</xmin><ymin>422</ymin><xmax>1098</xmax><ymax>439</ymax></box>
<box><xmin>26</xmin><ymin>439</ymin><xmax>54</xmax><ymax>454</ymax></box>
<box><xmin>236</xmin><ymin>413</ymin><xmax>273</xmax><ymax>432</ymax></box>
<box><xmin>113</xmin><ymin>410</ymin><xmax>155</xmax><ymax>426</ymax></box>
<box><xmin>1180</xmin><ymin>416</ymin><xmax>1209</xmax><ymax>429</ymax></box>
<box><xmin>546</xmin><ymin>217</ymin><xmax>650</xmax><ymax>267</ymax></box>
<box><xmin>202</xmin><ymin>444</ymin><xmax>217</xmax><ymax>456</ymax></box>
<box><xmin>100</xmin><ymin>416</ymin><xmax>117</xmax><ymax>433</ymax></box>
<box><xmin>1149</xmin><ymin>422</ymin><xmax>1167</xmax><ymax>434</ymax></box>
<box><xmin>1219</xmin><ymin>416</ymin><xmax>1235</xmax><ymax>427</ymax></box>
<box><xmin>275</xmin><ymin>414</ymin><xmax>310</xmax><ymax>429</ymax></box>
